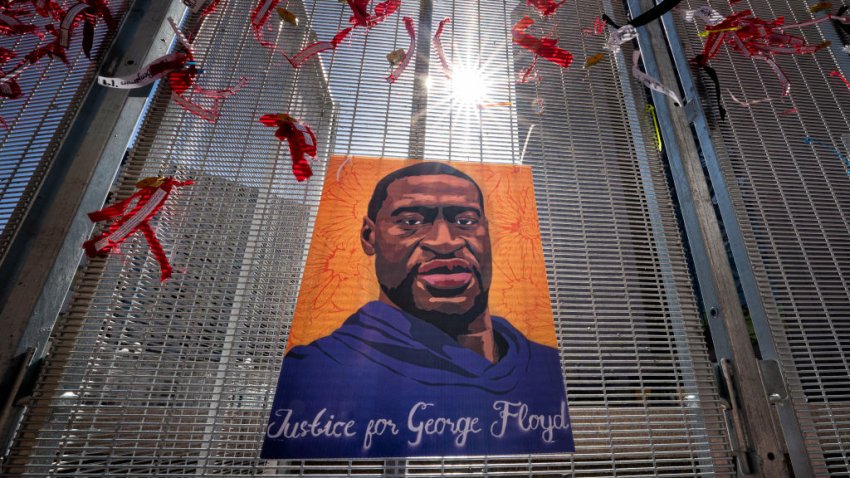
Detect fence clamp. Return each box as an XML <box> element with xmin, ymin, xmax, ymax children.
<box><xmin>717</xmin><ymin>358</ymin><xmax>755</xmax><ymax>475</ymax></box>
<box><xmin>758</xmin><ymin>359</ymin><xmax>789</xmax><ymax>404</ymax></box>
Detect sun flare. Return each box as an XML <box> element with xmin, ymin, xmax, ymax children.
<box><xmin>449</xmin><ymin>67</ymin><xmax>489</xmax><ymax>105</ymax></box>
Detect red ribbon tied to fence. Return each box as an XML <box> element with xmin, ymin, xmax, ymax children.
<box><xmin>433</xmin><ymin>17</ymin><xmax>452</xmax><ymax>79</ymax></box>
<box><xmin>96</xmin><ymin>18</ymin><xmax>247</xmax><ymax>122</ymax></box>
<box><xmin>347</xmin><ymin>0</ymin><xmax>400</xmax><ymax>27</ymax></box>
<box><xmin>526</xmin><ymin>0</ymin><xmax>566</xmax><ymax>17</ymax></box>
<box><xmin>59</xmin><ymin>0</ymin><xmax>117</xmax><ymax>58</ymax></box>
<box><xmin>252</xmin><ymin>0</ymin><xmax>400</xmax><ymax>68</ymax></box>
<box><xmin>83</xmin><ymin>177</ymin><xmax>193</xmax><ymax>281</ymax></box>
<box><xmin>0</xmin><ymin>9</ymin><xmax>41</xmax><ymax>36</ymax></box>
<box><xmin>386</xmin><ymin>16</ymin><xmax>414</xmax><ymax>83</ymax></box>
<box><xmin>512</xmin><ymin>16</ymin><xmax>573</xmax><ymax>68</ymax></box>
<box><xmin>259</xmin><ymin>114</ymin><xmax>318</xmax><ymax>182</ymax></box>
<box><xmin>692</xmin><ymin>8</ymin><xmax>844</xmax><ymax>100</ymax></box>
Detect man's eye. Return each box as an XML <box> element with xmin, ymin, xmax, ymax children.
<box><xmin>455</xmin><ymin>218</ymin><xmax>478</xmax><ymax>226</ymax></box>
<box><xmin>401</xmin><ymin>218</ymin><xmax>423</xmax><ymax>226</ymax></box>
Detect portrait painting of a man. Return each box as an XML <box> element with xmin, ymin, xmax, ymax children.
<box><xmin>261</xmin><ymin>157</ymin><xmax>573</xmax><ymax>459</ymax></box>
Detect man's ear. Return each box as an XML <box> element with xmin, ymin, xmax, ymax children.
<box><xmin>361</xmin><ymin>217</ymin><xmax>376</xmax><ymax>256</ymax></box>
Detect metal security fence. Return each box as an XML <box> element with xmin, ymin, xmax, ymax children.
<box><xmin>674</xmin><ymin>1</ymin><xmax>850</xmax><ymax>475</ymax></box>
<box><xmin>3</xmin><ymin>0</ymin><xmax>737</xmax><ymax>476</ymax></box>
<box><xmin>0</xmin><ymin>0</ymin><xmax>130</xmax><ymax>256</ymax></box>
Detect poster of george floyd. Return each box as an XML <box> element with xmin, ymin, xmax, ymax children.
<box><xmin>261</xmin><ymin>156</ymin><xmax>574</xmax><ymax>459</ymax></box>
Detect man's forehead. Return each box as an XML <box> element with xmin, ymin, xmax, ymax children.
<box><xmin>382</xmin><ymin>175</ymin><xmax>482</xmax><ymax>208</ymax></box>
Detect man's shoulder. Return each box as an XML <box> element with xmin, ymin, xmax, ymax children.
<box><xmin>277</xmin><ymin>334</ymin><xmax>364</xmax><ymax>394</ymax></box>
<box><xmin>491</xmin><ymin>315</ymin><xmax>560</xmax><ymax>357</ymax></box>
<box><xmin>281</xmin><ymin>304</ymin><xmax>387</xmax><ymax>371</ymax></box>
<box><xmin>284</xmin><ymin>330</ymin><xmax>352</xmax><ymax>367</ymax></box>
<box><xmin>276</xmin><ymin>309</ymin><xmax>413</xmax><ymax>395</ymax></box>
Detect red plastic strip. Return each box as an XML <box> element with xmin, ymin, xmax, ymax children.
<box><xmin>433</xmin><ymin>17</ymin><xmax>452</xmax><ymax>79</ymax></box>
<box><xmin>512</xmin><ymin>16</ymin><xmax>572</xmax><ymax>68</ymax></box>
<box><xmin>386</xmin><ymin>16</ymin><xmax>414</xmax><ymax>83</ymax></box>
<box><xmin>259</xmin><ymin>115</ymin><xmax>318</xmax><ymax>181</ymax></box>
<box><xmin>289</xmin><ymin>26</ymin><xmax>353</xmax><ymax>68</ymax></box>
<box><xmin>526</xmin><ymin>0</ymin><xmax>566</xmax><ymax>17</ymax></box>
<box><xmin>83</xmin><ymin>178</ymin><xmax>193</xmax><ymax>282</ymax></box>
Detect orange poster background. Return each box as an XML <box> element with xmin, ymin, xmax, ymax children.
<box><xmin>287</xmin><ymin>156</ymin><xmax>557</xmax><ymax>351</ymax></box>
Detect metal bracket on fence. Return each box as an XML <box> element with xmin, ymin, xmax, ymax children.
<box><xmin>718</xmin><ymin>358</ymin><xmax>755</xmax><ymax>475</ymax></box>
<box><xmin>759</xmin><ymin>359</ymin><xmax>789</xmax><ymax>404</ymax></box>
<box><xmin>683</xmin><ymin>99</ymin><xmax>699</xmax><ymax>124</ymax></box>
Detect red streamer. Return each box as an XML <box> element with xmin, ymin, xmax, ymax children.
<box><xmin>386</xmin><ymin>16</ymin><xmax>414</xmax><ymax>83</ymax></box>
<box><xmin>97</xmin><ymin>18</ymin><xmax>246</xmax><ymax>121</ymax></box>
<box><xmin>516</xmin><ymin>54</ymin><xmax>540</xmax><ymax>83</ymax></box>
<box><xmin>1</xmin><ymin>35</ymin><xmax>69</xmax><ymax>129</ymax></box>
<box><xmin>32</xmin><ymin>0</ymin><xmax>65</xmax><ymax>19</ymax></box>
<box><xmin>0</xmin><ymin>5</ymin><xmax>70</xmax><ymax>127</ymax></box>
<box><xmin>347</xmin><ymin>0</ymin><xmax>400</xmax><ymax>28</ymax></box>
<box><xmin>290</xmin><ymin>0</ymin><xmax>399</xmax><ymax>66</ymax></box>
<box><xmin>164</xmin><ymin>18</ymin><xmax>247</xmax><ymax>121</ymax></box>
<box><xmin>172</xmin><ymin>76</ymin><xmax>248</xmax><ymax>122</ymax></box>
<box><xmin>728</xmin><ymin>90</ymin><xmax>773</xmax><ymax>107</ymax></box>
<box><xmin>1</xmin><ymin>39</ymin><xmax>63</xmax><ymax>102</ymax></box>
<box><xmin>581</xmin><ymin>16</ymin><xmax>605</xmax><ymax>35</ymax></box>
<box><xmin>695</xmin><ymin>10</ymin><xmax>840</xmax><ymax>62</ymax></box>
<box><xmin>0</xmin><ymin>11</ymin><xmax>40</xmax><ymax>36</ymax></box>
<box><xmin>252</xmin><ymin>0</ymin><xmax>399</xmax><ymax>68</ymax></box>
<box><xmin>694</xmin><ymin>9</ymin><xmax>842</xmax><ymax>97</ymax></box>
<box><xmin>0</xmin><ymin>47</ymin><xmax>23</xmax><ymax>101</ymax></box>
<box><xmin>526</xmin><ymin>0</ymin><xmax>565</xmax><ymax>16</ymax></box>
<box><xmin>433</xmin><ymin>17</ymin><xmax>452</xmax><ymax>79</ymax></box>
<box><xmin>59</xmin><ymin>0</ymin><xmax>116</xmax><ymax>58</ymax></box>
<box><xmin>177</xmin><ymin>44</ymin><xmax>244</xmax><ymax>118</ymax></box>
<box><xmin>97</xmin><ymin>51</ymin><xmax>189</xmax><ymax>88</ymax></box>
<box><xmin>0</xmin><ymin>46</ymin><xmax>12</xmax><ymax>63</ymax></box>
<box><xmin>0</xmin><ymin>66</ymin><xmax>23</xmax><ymax>100</ymax></box>
<box><xmin>830</xmin><ymin>70</ymin><xmax>850</xmax><ymax>90</ymax></box>
<box><xmin>83</xmin><ymin>177</ymin><xmax>193</xmax><ymax>281</ymax></box>
<box><xmin>512</xmin><ymin>16</ymin><xmax>573</xmax><ymax>68</ymax></box>
<box><xmin>26</xmin><ymin>26</ymin><xmax>67</xmax><ymax>63</ymax></box>
<box><xmin>250</xmin><ymin>0</ymin><xmax>284</xmax><ymax>55</ymax></box>
<box><xmin>289</xmin><ymin>26</ymin><xmax>353</xmax><ymax>68</ymax></box>
<box><xmin>259</xmin><ymin>114</ymin><xmax>317</xmax><ymax>181</ymax></box>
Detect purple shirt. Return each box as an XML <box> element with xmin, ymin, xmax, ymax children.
<box><xmin>261</xmin><ymin>301</ymin><xmax>573</xmax><ymax>459</ymax></box>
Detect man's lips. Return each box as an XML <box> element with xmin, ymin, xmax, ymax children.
<box><xmin>417</xmin><ymin>258</ymin><xmax>474</xmax><ymax>290</ymax></box>
<box><xmin>419</xmin><ymin>272</ymin><xmax>473</xmax><ymax>289</ymax></box>
<box><xmin>418</xmin><ymin>258</ymin><xmax>471</xmax><ymax>274</ymax></box>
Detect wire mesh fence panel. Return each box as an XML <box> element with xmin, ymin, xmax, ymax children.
<box><xmin>0</xmin><ymin>0</ymin><xmax>131</xmax><ymax>257</ymax></box>
<box><xmin>675</xmin><ymin>0</ymin><xmax>850</xmax><ymax>475</ymax></box>
<box><xmin>5</xmin><ymin>0</ymin><xmax>733</xmax><ymax>476</ymax></box>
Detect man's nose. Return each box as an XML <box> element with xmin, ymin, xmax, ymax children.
<box><xmin>420</xmin><ymin>219</ymin><xmax>465</xmax><ymax>254</ymax></box>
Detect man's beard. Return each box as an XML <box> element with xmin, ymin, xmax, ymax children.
<box><xmin>381</xmin><ymin>265</ymin><xmax>488</xmax><ymax>338</ymax></box>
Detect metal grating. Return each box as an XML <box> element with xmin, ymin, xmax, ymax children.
<box><xmin>676</xmin><ymin>0</ymin><xmax>850</xmax><ymax>475</ymax></box>
<box><xmin>0</xmin><ymin>0</ymin><xmax>130</xmax><ymax>258</ymax></box>
<box><xmin>4</xmin><ymin>0</ymin><xmax>734</xmax><ymax>476</ymax></box>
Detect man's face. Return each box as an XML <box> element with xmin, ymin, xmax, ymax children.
<box><xmin>362</xmin><ymin>174</ymin><xmax>492</xmax><ymax>326</ymax></box>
